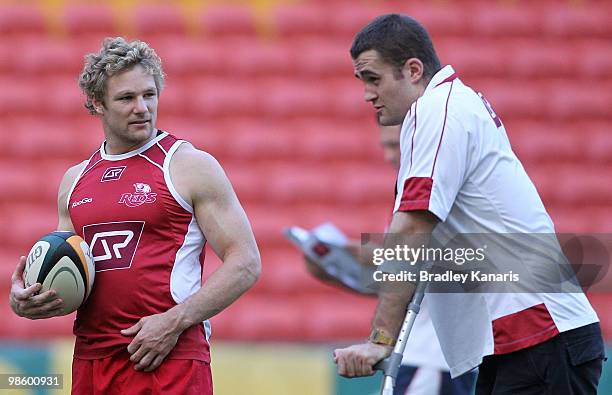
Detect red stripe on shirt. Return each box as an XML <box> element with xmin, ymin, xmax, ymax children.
<box><xmin>398</xmin><ymin>177</ymin><xmax>433</xmax><ymax>211</ymax></box>
<box><xmin>431</xmin><ymin>81</ymin><xmax>455</xmax><ymax>178</ymax></box>
<box><xmin>435</xmin><ymin>73</ymin><xmax>457</xmax><ymax>87</ymax></box>
<box><xmin>492</xmin><ymin>303</ymin><xmax>559</xmax><ymax>354</ymax></box>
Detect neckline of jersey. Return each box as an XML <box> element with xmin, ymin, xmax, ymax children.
<box><xmin>424</xmin><ymin>65</ymin><xmax>457</xmax><ymax>95</ymax></box>
<box><xmin>100</xmin><ymin>131</ymin><xmax>168</xmax><ymax>161</ymax></box>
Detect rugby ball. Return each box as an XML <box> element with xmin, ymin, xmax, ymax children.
<box><xmin>23</xmin><ymin>231</ymin><xmax>95</xmax><ymax>316</ymax></box>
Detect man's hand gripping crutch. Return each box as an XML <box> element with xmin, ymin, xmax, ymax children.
<box><xmin>374</xmin><ymin>263</ymin><xmax>431</xmax><ymax>395</ymax></box>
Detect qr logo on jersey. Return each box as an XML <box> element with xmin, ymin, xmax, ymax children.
<box><xmin>83</xmin><ymin>221</ymin><xmax>144</xmax><ymax>271</ymax></box>
<box><xmin>118</xmin><ymin>183</ymin><xmax>158</xmax><ymax>208</ymax></box>
<box><xmin>101</xmin><ymin>166</ymin><xmax>127</xmax><ymax>182</ymax></box>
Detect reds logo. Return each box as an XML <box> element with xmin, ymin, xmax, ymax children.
<box><xmin>118</xmin><ymin>183</ymin><xmax>157</xmax><ymax>208</ymax></box>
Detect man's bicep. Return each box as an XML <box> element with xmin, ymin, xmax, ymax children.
<box><xmin>193</xmin><ymin>165</ymin><xmax>257</xmax><ymax>261</ymax></box>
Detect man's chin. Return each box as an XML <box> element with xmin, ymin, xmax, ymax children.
<box><xmin>377</xmin><ymin>115</ymin><xmax>403</xmax><ymax>127</ymax></box>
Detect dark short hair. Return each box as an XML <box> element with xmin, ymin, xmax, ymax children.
<box><xmin>350</xmin><ymin>14</ymin><xmax>441</xmax><ymax>81</ymax></box>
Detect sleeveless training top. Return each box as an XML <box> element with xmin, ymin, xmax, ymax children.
<box><xmin>67</xmin><ymin>131</ymin><xmax>210</xmax><ymax>361</ymax></box>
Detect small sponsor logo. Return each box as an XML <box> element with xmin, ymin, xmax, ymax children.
<box><xmin>101</xmin><ymin>166</ymin><xmax>127</xmax><ymax>182</ymax></box>
<box><xmin>71</xmin><ymin>197</ymin><xmax>93</xmax><ymax>208</ymax></box>
<box><xmin>118</xmin><ymin>183</ymin><xmax>157</xmax><ymax>208</ymax></box>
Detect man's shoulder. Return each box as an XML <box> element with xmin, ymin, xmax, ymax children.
<box><xmin>58</xmin><ymin>160</ymin><xmax>88</xmax><ymax>199</ymax></box>
<box><xmin>172</xmin><ymin>143</ymin><xmax>221</xmax><ymax>172</ymax></box>
<box><xmin>63</xmin><ymin>160</ymin><xmax>88</xmax><ymax>183</ymax></box>
<box><xmin>169</xmin><ymin>143</ymin><xmax>229</xmax><ymax>200</ymax></box>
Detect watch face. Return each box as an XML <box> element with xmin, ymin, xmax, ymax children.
<box><xmin>370</xmin><ymin>329</ymin><xmax>395</xmax><ymax>345</ymax></box>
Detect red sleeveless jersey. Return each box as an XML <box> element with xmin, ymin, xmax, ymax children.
<box><xmin>67</xmin><ymin>131</ymin><xmax>210</xmax><ymax>361</ymax></box>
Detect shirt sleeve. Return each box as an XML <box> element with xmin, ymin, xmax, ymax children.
<box><xmin>394</xmin><ymin>87</ymin><xmax>469</xmax><ymax>222</ymax></box>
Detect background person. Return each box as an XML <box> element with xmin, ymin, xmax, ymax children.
<box><xmin>305</xmin><ymin>124</ymin><xmax>476</xmax><ymax>395</ymax></box>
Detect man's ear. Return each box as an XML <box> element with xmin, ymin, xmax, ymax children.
<box><xmin>402</xmin><ymin>58</ymin><xmax>424</xmax><ymax>84</ymax></box>
<box><xmin>92</xmin><ymin>98</ymin><xmax>104</xmax><ymax>114</ymax></box>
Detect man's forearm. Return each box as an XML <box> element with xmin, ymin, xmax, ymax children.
<box><xmin>372</xmin><ymin>281</ymin><xmax>415</xmax><ymax>337</ymax></box>
<box><xmin>369</xmin><ymin>210</ymin><xmax>437</xmax><ymax>339</ymax></box>
<box><xmin>170</xmin><ymin>252</ymin><xmax>260</xmax><ymax>331</ymax></box>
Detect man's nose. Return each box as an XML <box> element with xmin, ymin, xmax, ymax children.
<box><xmin>364</xmin><ymin>87</ymin><xmax>377</xmax><ymax>102</ymax></box>
<box><xmin>134</xmin><ymin>96</ymin><xmax>148</xmax><ymax>113</ymax></box>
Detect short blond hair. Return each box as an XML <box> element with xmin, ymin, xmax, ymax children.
<box><xmin>78</xmin><ymin>37</ymin><xmax>165</xmax><ymax>115</ymax></box>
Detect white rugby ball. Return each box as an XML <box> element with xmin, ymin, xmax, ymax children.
<box><xmin>23</xmin><ymin>231</ymin><xmax>95</xmax><ymax>316</ymax></box>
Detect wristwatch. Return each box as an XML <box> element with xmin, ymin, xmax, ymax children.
<box><xmin>368</xmin><ymin>328</ymin><xmax>396</xmax><ymax>346</ymax></box>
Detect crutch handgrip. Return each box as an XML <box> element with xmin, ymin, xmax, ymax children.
<box><xmin>373</xmin><ymin>351</ymin><xmax>403</xmax><ymax>377</ymax></box>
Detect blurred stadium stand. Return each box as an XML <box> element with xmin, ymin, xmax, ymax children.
<box><xmin>1</xmin><ymin>0</ymin><xmax>611</xmax><ymax>392</ymax></box>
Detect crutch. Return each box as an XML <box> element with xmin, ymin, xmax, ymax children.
<box><xmin>374</xmin><ymin>273</ymin><xmax>429</xmax><ymax>395</ymax></box>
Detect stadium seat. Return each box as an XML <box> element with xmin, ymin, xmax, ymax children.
<box><xmin>15</xmin><ymin>39</ymin><xmax>82</xmax><ymax>77</ymax></box>
<box><xmin>577</xmin><ymin>41</ymin><xmax>612</xmax><ymax>78</ymax></box>
<box><xmin>509</xmin><ymin>122</ymin><xmax>584</xmax><ymax>164</ymax></box>
<box><xmin>291</xmin><ymin>40</ymin><xmax>354</xmax><ymax>78</ymax></box>
<box><xmin>41</xmin><ymin>77</ymin><xmax>87</xmax><ymax>116</ymax></box>
<box><xmin>326</xmin><ymin>5</ymin><xmax>387</xmax><ymax>40</ymax></box>
<box><xmin>470</xmin><ymin>4</ymin><xmax>541</xmax><ymax>37</ymax></box>
<box><xmin>211</xmin><ymin>296</ymin><xmax>305</xmax><ymax>340</ymax></box>
<box><xmin>8</xmin><ymin>118</ymin><xmax>95</xmax><ymax>160</ymax></box>
<box><xmin>131</xmin><ymin>5</ymin><xmax>188</xmax><ymax>39</ymax></box>
<box><xmin>335</xmin><ymin>165</ymin><xmax>396</xmax><ymax>204</ymax></box>
<box><xmin>220</xmin><ymin>121</ymin><xmax>296</xmax><ymax>161</ymax></box>
<box><xmin>415</xmin><ymin>5</ymin><xmax>473</xmax><ymax>37</ymax></box>
<box><xmin>0</xmin><ymin>78</ymin><xmax>41</xmax><ymax>115</ymax></box>
<box><xmin>255</xmin><ymin>248</ymin><xmax>329</xmax><ymax>295</ymax></box>
<box><xmin>153</xmin><ymin>39</ymin><xmax>226</xmax><ymax>78</ymax></box>
<box><xmin>1</xmin><ymin>204</ymin><xmax>58</xmax><ymax>250</ymax></box>
<box><xmin>291</xmin><ymin>120</ymin><xmax>378</xmax><ymax>160</ymax></box>
<box><xmin>304</xmin><ymin>294</ymin><xmax>375</xmax><ymax>339</ymax></box>
<box><xmin>546</xmin><ymin>84</ymin><xmax>612</xmax><ymax>120</ymax></box>
<box><xmin>1</xmin><ymin>0</ymin><xmax>611</xmax><ymax>346</ymax></box>
<box><xmin>273</xmin><ymin>4</ymin><xmax>331</xmax><ymax>39</ymax></box>
<box><xmin>201</xmin><ymin>4</ymin><xmax>257</xmax><ymax>39</ymax></box>
<box><xmin>63</xmin><ymin>4</ymin><xmax>116</xmax><ymax>37</ymax></box>
<box><xmin>0</xmin><ymin>40</ymin><xmax>17</xmax><ymax>74</ymax></box>
<box><xmin>0</xmin><ymin>158</ymin><xmax>68</xmax><ymax>204</ymax></box>
<box><xmin>437</xmin><ymin>39</ymin><xmax>509</xmax><ymax>79</ymax></box>
<box><xmin>222</xmin><ymin>40</ymin><xmax>293</xmax><ymax>77</ymax></box>
<box><xmin>187</xmin><ymin>79</ymin><xmax>260</xmax><ymax>118</ymax></box>
<box><xmin>258</xmin><ymin>80</ymin><xmax>329</xmax><ymax>118</ymax></box>
<box><xmin>582</xmin><ymin>126</ymin><xmax>612</xmax><ymax>164</ymax></box>
<box><xmin>543</xmin><ymin>5</ymin><xmax>612</xmax><ymax>38</ymax></box>
<box><xmin>474</xmin><ymin>81</ymin><xmax>545</xmax><ymax>120</ymax></box>
<box><xmin>328</xmin><ymin>81</ymin><xmax>373</xmax><ymax>120</ymax></box>
<box><xmin>506</xmin><ymin>42</ymin><xmax>575</xmax><ymax>79</ymax></box>
<box><xmin>0</xmin><ymin>5</ymin><xmax>46</xmax><ymax>39</ymax></box>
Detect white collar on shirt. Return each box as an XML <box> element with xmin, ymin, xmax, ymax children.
<box><xmin>423</xmin><ymin>65</ymin><xmax>457</xmax><ymax>95</ymax></box>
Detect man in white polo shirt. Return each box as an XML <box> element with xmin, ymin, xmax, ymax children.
<box><xmin>333</xmin><ymin>14</ymin><xmax>605</xmax><ymax>394</ymax></box>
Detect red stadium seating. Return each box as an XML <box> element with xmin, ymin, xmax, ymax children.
<box><xmin>543</xmin><ymin>5</ymin><xmax>612</xmax><ymax>38</ymax></box>
<box><xmin>470</xmin><ymin>4</ymin><xmax>541</xmax><ymax>37</ymax></box>
<box><xmin>153</xmin><ymin>39</ymin><xmax>226</xmax><ymax>78</ymax></box>
<box><xmin>201</xmin><ymin>4</ymin><xmax>257</xmax><ymax>38</ymax></box>
<box><xmin>63</xmin><ymin>4</ymin><xmax>116</xmax><ymax>37</ymax></box>
<box><xmin>577</xmin><ymin>41</ymin><xmax>612</xmax><ymax>79</ymax></box>
<box><xmin>1</xmin><ymin>0</ymin><xmax>611</xmax><ymax>344</ymax></box>
<box><xmin>14</xmin><ymin>39</ymin><xmax>83</xmax><ymax>77</ymax></box>
<box><xmin>131</xmin><ymin>5</ymin><xmax>188</xmax><ymax>39</ymax></box>
<box><xmin>273</xmin><ymin>4</ymin><xmax>332</xmax><ymax>39</ymax></box>
<box><xmin>0</xmin><ymin>5</ymin><xmax>46</xmax><ymax>39</ymax></box>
